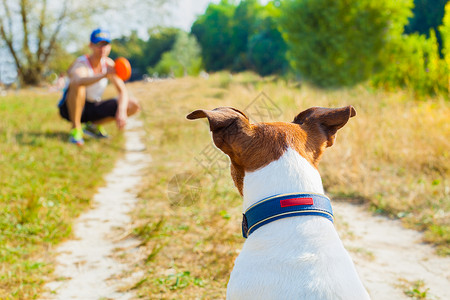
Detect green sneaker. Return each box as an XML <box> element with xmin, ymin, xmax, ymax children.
<box><xmin>83</xmin><ymin>122</ymin><xmax>109</xmax><ymax>139</ymax></box>
<box><xmin>69</xmin><ymin>128</ymin><xmax>84</xmax><ymax>145</ymax></box>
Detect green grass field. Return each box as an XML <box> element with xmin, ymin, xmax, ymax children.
<box><xmin>0</xmin><ymin>89</ymin><xmax>124</xmax><ymax>299</ymax></box>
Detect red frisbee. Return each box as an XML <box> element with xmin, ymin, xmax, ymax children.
<box><xmin>114</xmin><ymin>57</ymin><xmax>132</xmax><ymax>81</ymax></box>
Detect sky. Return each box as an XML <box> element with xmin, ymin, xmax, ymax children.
<box><xmin>94</xmin><ymin>0</ymin><xmax>222</xmax><ymax>41</ymax></box>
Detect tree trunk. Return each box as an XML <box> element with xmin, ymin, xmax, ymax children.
<box><xmin>20</xmin><ymin>68</ymin><xmax>42</xmax><ymax>86</ymax></box>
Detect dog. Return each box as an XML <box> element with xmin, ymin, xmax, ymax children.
<box><xmin>187</xmin><ymin>106</ymin><xmax>370</xmax><ymax>300</ymax></box>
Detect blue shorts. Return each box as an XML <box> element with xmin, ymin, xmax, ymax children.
<box><xmin>58</xmin><ymin>88</ymin><xmax>118</xmax><ymax>123</ymax></box>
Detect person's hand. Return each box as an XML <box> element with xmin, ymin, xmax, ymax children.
<box><xmin>106</xmin><ymin>64</ymin><xmax>116</xmax><ymax>77</ymax></box>
<box><xmin>116</xmin><ymin>109</ymin><xmax>127</xmax><ymax>130</ymax></box>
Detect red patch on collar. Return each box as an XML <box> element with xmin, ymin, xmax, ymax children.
<box><xmin>280</xmin><ymin>197</ymin><xmax>314</xmax><ymax>207</ymax></box>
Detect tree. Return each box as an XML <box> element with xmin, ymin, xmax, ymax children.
<box><xmin>107</xmin><ymin>27</ymin><xmax>181</xmax><ymax>80</ymax></box>
<box><xmin>110</xmin><ymin>31</ymin><xmax>147</xmax><ymax>80</ymax></box>
<box><xmin>371</xmin><ymin>30</ymin><xmax>447</xmax><ymax>96</ymax></box>
<box><xmin>279</xmin><ymin>0</ymin><xmax>413</xmax><ymax>88</ymax></box>
<box><xmin>439</xmin><ymin>2</ymin><xmax>450</xmax><ymax>94</ymax></box>
<box><xmin>191</xmin><ymin>0</ymin><xmax>287</xmax><ymax>76</ymax></box>
<box><xmin>149</xmin><ymin>31</ymin><xmax>203</xmax><ymax>77</ymax></box>
<box><xmin>247</xmin><ymin>3</ymin><xmax>287</xmax><ymax>76</ymax></box>
<box><xmin>0</xmin><ymin>0</ymin><xmax>173</xmax><ymax>85</ymax></box>
<box><xmin>144</xmin><ymin>27</ymin><xmax>181</xmax><ymax>68</ymax></box>
<box><xmin>405</xmin><ymin>0</ymin><xmax>448</xmax><ymax>52</ymax></box>
<box><xmin>229</xmin><ymin>0</ymin><xmax>264</xmax><ymax>71</ymax></box>
<box><xmin>191</xmin><ymin>1</ymin><xmax>235</xmax><ymax>71</ymax></box>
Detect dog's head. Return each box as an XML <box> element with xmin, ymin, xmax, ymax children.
<box><xmin>187</xmin><ymin>106</ymin><xmax>356</xmax><ymax>195</ymax></box>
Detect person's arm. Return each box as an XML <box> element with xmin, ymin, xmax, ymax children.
<box><xmin>68</xmin><ymin>61</ymin><xmax>112</xmax><ymax>86</ymax></box>
<box><xmin>72</xmin><ymin>73</ymin><xmax>107</xmax><ymax>86</ymax></box>
<box><xmin>107</xmin><ymin>58</ymin><xmax>129</xmax><ymax>129</ymax></box>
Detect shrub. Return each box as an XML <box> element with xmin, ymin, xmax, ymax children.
<box><xmin>278</xmin><ymin>0</ymin><xmax>413</xmax><ymax>88</ymax></box>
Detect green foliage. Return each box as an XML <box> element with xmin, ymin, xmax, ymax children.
<box><xmin>278</xmin><ymin>0</ymin><xmax>413</xmax><ymax>88</ymax></box>
<box><xmin>229</xmin><ymin>0</ymin><xmax>265</xmax><ymax>71</ymax></box>
<box><xmin>372</xmin><ymin>1</ymin><xmax>450</xmax><ymax>97</ymax></box>
<box><xmin>110</xmin><ymin>31</ymin><xmax>147</xmax><ymax>79</ymax></box>
<box><xmin>191</xmin><ymin>0</ymin><xmax>287</xmax><ymax>76</ymax></box>
<box><xmin>440</xmin><ymin>2</ymin><xmax>450</xmax><ymax>95</ymax></box>
<box><xmin>156</xmin><ymin>271</ymin><xmax>204</xmax><ymax>291</ymax></box>
<box><xmin>372</xmin><ymin>30</ymin><xmax>448</xmax><ymax>96</ymax></box>
<box><xmin>440</xmin><ymin>2</ymin><xmax>450</xmax><ymax>54</ymax></box>
<box><xmin>403</xmin><ymin>280</ymin><xmax>429</xmax><ymax>299</ymax></box>
<box><xmin>247</xmin><ymin>11</ymin><xmax>288</xmax><ymax>76</ymax></box>
<box><xmin>191</xmin><ymin>1</ymin><xmax>236</xmax><ymax>71</ymax></box>
<box><xmin>143</xmin><ymin>27</ymin><xmax>182</xmax><ymax>68</ymax></box>
<box><xmin>148</xmin><ymin>31</ymin><xmax>203</xmax><ymax>77</ymax></box>
<box><xmin>109</xmin><ymin>27</ymin><xmax>182</xmax><ymax>79</ymax></box>
<box><xmin>405</xmin><ymin>0</ymin><xmax>448</xmax><ymax>52</ymax></box>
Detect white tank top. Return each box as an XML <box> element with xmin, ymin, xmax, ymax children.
<box><xmin>71</xmin><ymin>55</ymin><xmax>108</xmax><ymax>102</ymax></box>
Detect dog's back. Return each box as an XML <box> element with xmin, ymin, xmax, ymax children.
<box><xmin>227</xmin><ymin>148</ymin><xmax>369</xmax><ymax>300</ymax></box>
<box><xmin>228</xmin><ymin>218</ymin><xmax>368</xmax><ymax>299</ymax></box>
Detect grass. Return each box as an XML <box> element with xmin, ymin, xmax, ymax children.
<box><xmin>0</xmin><ymin>88</ymin><xmax>124</xmax><ymax>299</ymax></box>
<box><xmin>124</xmin><ymin>72</ymin><xmax>449</xmax><ymax>298</ymax></box>
<box><xmin>398</xmin><ymin>279</ymin><xmax>431</xmax><ymax>299</ymax></box>
<box><xmin>1</xmin><ymin>73</ymin><xmax>448</xmax><ymax>298</ymax></box>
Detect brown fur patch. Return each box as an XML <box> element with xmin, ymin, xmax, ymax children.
<box><xmin>224</xmin><ymin>122</ymin><xmax>320</xmax><ymax>195</ymax></box>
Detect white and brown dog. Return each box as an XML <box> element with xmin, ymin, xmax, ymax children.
<box><xmin>187</xmin><ymin>106</ymin><xmax>370</xmax><ymax>300</ymax></box>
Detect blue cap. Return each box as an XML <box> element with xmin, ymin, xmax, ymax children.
<box><xmin>90</xmin><ymin>28</ymin><xmax>111</xmax><ymax>44</ymax></box>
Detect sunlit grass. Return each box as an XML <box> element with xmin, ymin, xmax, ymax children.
<box><xmin>127</xmin><ymin>72</ymin><xmax>449</xmax><ymax>298</ymax></box>
<box><xmin>0</xmin><ymin>89</ymin><xmax>124</xmax><ymax>299</ymax></box>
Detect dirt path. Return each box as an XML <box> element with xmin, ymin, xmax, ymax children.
<box><xmin>333</xmin><ymin>201</ymin><xmax>450</xmax><ymax>300</ymax></box>
<box><xmin>42</xmin><ymin>117</ymin><xmax>150</xmax><ymax>300</ymax></box>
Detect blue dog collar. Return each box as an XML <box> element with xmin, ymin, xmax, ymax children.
<box><xmin>242</xmin><ymin>193</ymin><xmax>334</xmax><ymax>238</ymax></box>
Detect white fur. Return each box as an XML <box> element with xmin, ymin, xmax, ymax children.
<box><xmin>227</xmin><ymin>147</ymin><xmax>370</xmax><ymax>300</ymax></box>
<box><xmin>242</xmin><ymin>147</ymin><xmax>324</xmax><ymax>211</ymax></box>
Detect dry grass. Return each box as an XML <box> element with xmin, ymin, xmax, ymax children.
<box><xmin>125</xmin><ymin>72</ymin><xmax>449</xmax><ymax>298</ymax></box>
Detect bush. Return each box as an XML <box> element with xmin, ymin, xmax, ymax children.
<box><xmin>439</xmin><ymin>2</ymin><xmax>450</xmax><ymax>96</ymax></box>
<box><xmin>247</xmin><ymin>8</ymin><xmax>288</xmax><ymax>76</ymax></box>
<box><xmin>148</xmin><ymin>32</ymin><xmax>203</xmax><ymax>78</ymax></box>
<box><xmin>278</xmin><ymin>0</ymin><xmax>413</xmax><ymax>88</ymax></box>
<box><xmin>372</xmin><ymin>30</ymin><xmax>448</xmax><ymax>97</ymax></box>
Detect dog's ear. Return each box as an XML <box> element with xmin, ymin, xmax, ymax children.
<box><xmin>293</xmin><ymin>106</ymin><xmax>356</xmax><ymax>147</ymax></box>
<box><xmin>187</xmin><ymin>107</ymin><xmax>249</xmax><ymax>132</ymax></box>
<box><xmin>187</xmin><ymin>107</ymin><xmax>251</xmax><ymax>156</ymax></box>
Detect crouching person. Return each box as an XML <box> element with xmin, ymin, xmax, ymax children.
<box><xmin>58</xmin><ymin>28</ymin><xmax>139</xmax><ymax>145</ymax></box>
